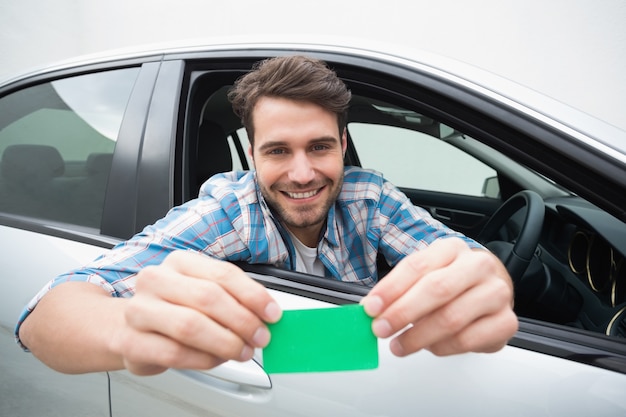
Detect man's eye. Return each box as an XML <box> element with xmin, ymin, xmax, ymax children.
<box><xmin>312</xmin><ymin>144</ymin><xmax>329</xmax><ymax>151</ymax></box>
<box><xmin>268</xmin><ymin>148</ymin><xmax>285</xmax><ymax>155</ymax></box>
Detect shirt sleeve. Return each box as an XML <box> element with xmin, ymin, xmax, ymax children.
<box><xmin>14</xmin><ymin>195</ymin><xmax>243</xmax><ymax>349</ymax></box>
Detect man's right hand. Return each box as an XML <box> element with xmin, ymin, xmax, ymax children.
<box><xmin>19</xmin><ymin>250</ymin><xmax>281</xmax><ymax>375</ymax></box>
<box><xmin>110</xmin><ymin>251</ymin><xmax>282</xmax><ymax>375</ymax></box>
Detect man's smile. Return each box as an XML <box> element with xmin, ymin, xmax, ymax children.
<box><xmin>283</xmin><ymin>187</ymin><xmax>324</xmax><ymax>200</ymax></box>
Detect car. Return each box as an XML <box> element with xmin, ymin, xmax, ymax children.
<box><xmin>1</xmin><ymin>41</ymin><xmax>626</xmax><ymax>416</ymax></box>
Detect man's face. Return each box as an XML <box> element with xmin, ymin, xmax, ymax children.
<box><xmin>250</xmin><ymin>97</ymin><xmax>347</xmax><ymax>246</ymax></box>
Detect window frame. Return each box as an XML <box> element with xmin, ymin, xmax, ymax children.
<box><xmin>0</xmin><ymin>59</ymin><xmax>161</xmax><ymax>243</ymax></box>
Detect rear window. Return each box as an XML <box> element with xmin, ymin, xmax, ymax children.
<box><xmin>0</xmin><ymin>68</ymin><xmax>139</xmax><ymax>228</ymax></box>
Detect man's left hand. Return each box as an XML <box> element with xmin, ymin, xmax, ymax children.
<box><xmin>361</xmin><ymin>237</ymin><xmax>518</xmax><ymax>356</ymax></box>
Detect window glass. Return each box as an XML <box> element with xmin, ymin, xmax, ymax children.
<box><xmin>348</xmin><ymin>122</ymin><xmax>497</xmax><ymax>197</ymax></box>
<box><xmin>0</xmin><ymin>68</ymin><xmax>140</xmax><ymax>228</ymax></box>
<box><xmin>231</xmin><ymin>128</ymin><xmax>253</xmax><ymax>170</ymax></box>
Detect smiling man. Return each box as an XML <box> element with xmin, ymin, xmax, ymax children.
<box><xmin>17</xmin><ymin>56</ymin><xmax>517</xmax><ymax>375</ymax></box>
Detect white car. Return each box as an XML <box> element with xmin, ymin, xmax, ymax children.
<box><xmin>1</xmin><ymin>42</ymin><xmax>625</xmax><ymax>416</ymax></box>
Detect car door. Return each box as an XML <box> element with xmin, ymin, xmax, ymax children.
<box><xmin>105</xmin><ymin>49</ymin><xmax>626</xmax><ymax>417</ymax></box>
<box><xmin>107</xmin><ymin>269</ymin><xmax>626</xmax><ymax>417</ymax></box>
<box><xmin>0</xmin><ymin>59</ymin><xmax>162</xmax><ymax>416</ymax></box>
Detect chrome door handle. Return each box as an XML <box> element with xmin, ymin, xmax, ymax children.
<box><xmin>177</xmin><ymin>358</ymin><xmax>271</xmax><ymax>389</ymax></box>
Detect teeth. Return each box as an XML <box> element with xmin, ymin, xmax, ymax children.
<box><xmin>286</xmin><ymin>189</ymin><xmax>319</xmax><ymax>199</ymax></box>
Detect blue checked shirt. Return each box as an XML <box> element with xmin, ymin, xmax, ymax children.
<box><xmin>17</xmin><ymin>167</ymin><xmax>479</xmax><ymax>345</ymax></box>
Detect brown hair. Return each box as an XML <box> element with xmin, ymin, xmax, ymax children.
<box><xmin>228</xmin><ymin>55</ymin><xmax>351</xmax><ymax>145</ymax></box>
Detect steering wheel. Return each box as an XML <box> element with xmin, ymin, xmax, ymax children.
<box><xmin>477</xmin><ymin>190</ymin><xmax>545</xmax><ymax>282</ymax></box>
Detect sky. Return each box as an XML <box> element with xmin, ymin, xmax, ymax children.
<box><xmin>1</xmin><ymin>0</ymin><xmax>625</xmax><ymax>130</ymax></box>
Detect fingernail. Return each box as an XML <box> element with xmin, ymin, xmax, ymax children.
<box><xmin>362</xmin><ymin>295</ymin><xmax>384</xmax><ymax>316</ymax></box>
<box><xmin>390</xmin><ymin>338</ymin><xmax>406</xmax><ymax>357</ymax></box>
<box><xmin>265</xmin><ymin>302</ymin><xmax>282</xmax><ymax>322</ymax></box>
<box><xmin>240</xmin><ymin>345</ymin><xmax>254</xmax><ymax>361</ymax></box>
<box><xmin>372</xmin><ymin>318</ymin><xmax>393</xmax><ymax>338</ymax></box>
<box><xmin>252</xmin><ymin>326</ymin><xmax>271</xmax><ymax>347</ymax></box>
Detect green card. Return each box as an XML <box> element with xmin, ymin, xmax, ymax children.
<box><xmin>263</xmin><ymin>304</ymin><xmax>378</xmax><ymax>374</ymax></box>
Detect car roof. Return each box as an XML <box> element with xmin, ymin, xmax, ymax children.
<box><xmin>2</xmin><ymin>38</ymin><xmax>625</xmax><ymax>162</ymax></box>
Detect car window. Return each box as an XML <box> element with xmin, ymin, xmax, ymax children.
<box><xmin>348</xmin><ymin>122</ymin><xmax>498</xmax><ymax>198</ymax></box>
<box><xmin>0</xmin><ymin>68</ymin><xmax>139</xmax><ymax>228</ymax></box>
<box><xmin>231</xmin><ymin>127</ymin><xmax>252</xmax><ymax>170</ymax></box>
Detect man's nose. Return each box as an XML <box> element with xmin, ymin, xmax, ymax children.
<box><xmin>287</xmin><ymin>152</ymin><xmax>316</xmax><ymax>184</ymax></box>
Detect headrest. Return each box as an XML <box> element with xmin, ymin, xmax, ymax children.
<box><xmin>197</xmin><ymin>121</ymin><xmax>232</xmax><ymax>180</ymax></box>
<box><xmin>86</xmin><ymin>153</ymin><xmax>113</xmax><ymax>175</ymax></box>
<box><xmin>1</xmin><ymin>144</ymin><xmax>64</xmax><ymax>184</ymax></box>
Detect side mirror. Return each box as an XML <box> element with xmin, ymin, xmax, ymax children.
<box><xmin>482</xmin><ymin>176</ymin><xmax>500</xmax><ymax>198</ymax></box>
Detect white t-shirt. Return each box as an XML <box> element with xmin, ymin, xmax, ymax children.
<box><xmin>287</xmin><ymin>231</ymin><xmax>325</xmax><ymax>276</ymax></box>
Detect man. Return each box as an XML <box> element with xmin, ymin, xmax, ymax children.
<box><xmin>17</xmin><ymin>56</ymin><xmax>517</xmax><ymax>376</ymax></box>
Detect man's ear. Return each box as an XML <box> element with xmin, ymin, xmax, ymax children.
<box><xmin>341</xmin><ymin>129</ymin><xmax>348</xmax><ymax>157</ymax></box>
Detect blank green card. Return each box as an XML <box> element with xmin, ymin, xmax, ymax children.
<box><xmin>263</xmin><ymin>304</ymin><xmax>378</xmax><ymax>374</ymax></box>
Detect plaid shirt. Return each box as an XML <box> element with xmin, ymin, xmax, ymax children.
<box><xmin>17</xmin><ymin>167</ymin><xmax>479</xmax><ymax>344</ymax></box>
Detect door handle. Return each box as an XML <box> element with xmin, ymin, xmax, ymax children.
<box><xmin>431</xmin><ymin>208</ymin><xmax>453</xmax><ymax>221</ymax></box>
<box><xmin>176</xmin><ymin>358</ymin><xmax>272</xmax><ymax>389</ymax></box>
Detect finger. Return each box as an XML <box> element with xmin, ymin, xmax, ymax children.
<box><xmin>370</xmin><ymin>248</ymin><xmax>489</xmax><ymax>338</ymax></box>
<box><xmin>362</xmin><ymin>238</ymin><xmax>469</xmax><ymax>317</ymax></box>
<box><xmin>162</xmin><ymin>251</ymin><xmax>282</xmax><ymax>323</ymax></box>
<box><xmin>425</xmin><ymin>308</ymin><xmax>518</xmax><ymax>356</ymax></box>
<box><xmin>112</xmin><ymin>327</ymin><xmax>226</xmax><ymax>376</ymax></box>
<box><xmin>125</xmin><ymin>292</ymin><xmax>256</xmax><ymax>362</ymax></box>
<box><xmin>136</xmin><ymin>266</ymin><xmax>271</xmax><ymax>349</ymax></box>
<box><xmin>388</xmin><ymin>276</ymin><xmax>513</xmax><ymax>356</ymax></box>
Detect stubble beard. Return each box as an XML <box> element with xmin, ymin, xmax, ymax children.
<box><xmin>260</xmin><ymin>172</ymin><xmax>344</xmax><ymax>231</ymax></box>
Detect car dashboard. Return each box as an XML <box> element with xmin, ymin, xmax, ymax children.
<box><xmin>533</xmin><ymin>196</ymin><xmax>626</xmax><ymax>338</ymax></box>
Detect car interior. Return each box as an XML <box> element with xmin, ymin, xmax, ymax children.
<box><xmin>0</xmin><ymin>144</ymin><xmax>112</xmax><ymax>228</ymax></box>
<box><xmin>0</xmin><ymin>72</ymin><xmax>124</xmax><ymax>230</ymax></box>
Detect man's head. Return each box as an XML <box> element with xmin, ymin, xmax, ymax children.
<box><xmin>228</xmin><ymin>56</ymin><xmax>352</xmax><ymax>246</ymax></box>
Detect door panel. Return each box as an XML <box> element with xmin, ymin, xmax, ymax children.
<box><xmin>402</xmin><ymin>188</ymin><xmax>501</xmax><ymax>238</ymax></box>
<box><xmin>7</xmin><ymin>225</ymin><xmax>624</xmax><ymax>417</ymax></box>
<box><xmin>0</xmin><ymin>225</ymin><xmax>113</xmax><ymax>416</ymax></box>
<box><xmin>0</xmin><ymin>327</ymin><xmax>110</xmax><ymax>417</ymax></box>
<box><xmin>109</xmin><ymin>302</ymin><xmax>626</xmax><ymax>416</ymax></box>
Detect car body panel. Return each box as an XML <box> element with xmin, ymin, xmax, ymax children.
<box><xmin>109</xmin><ymin>347</ymin><xmax>626</xmax><ymax>417</ymax></box>
<box><xmin>0</xmin><ymin>226</ymin><xmax>112</xmax><ymax>416</ymax></box>
<box><xmin>0</xmin><ymin>327</ymin><xmax>110</xmax><ymax>417</ymax></box>
<box><xmin>2</xmin><ymin>225</ymin><xmax>626</xmax><ymax>416</ymax></box>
